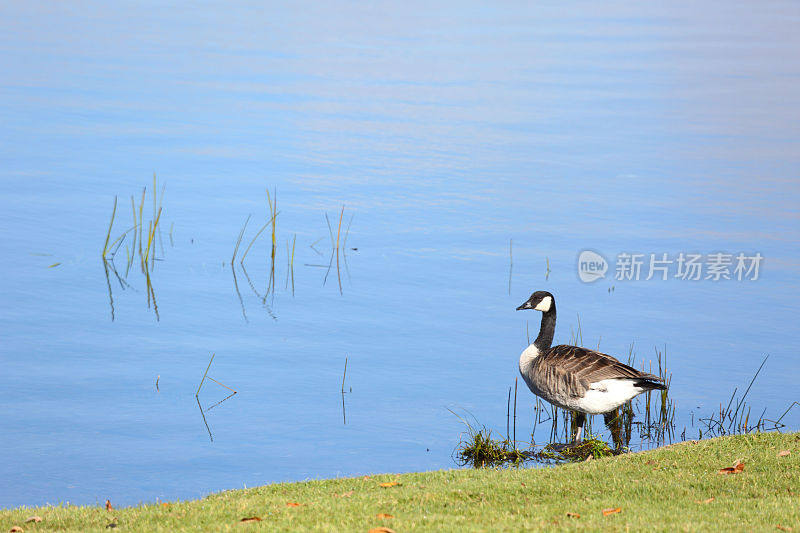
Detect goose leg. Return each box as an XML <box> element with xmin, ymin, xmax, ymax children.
<box><xmin>604</xmin><ymin>410</ymin><xmax>622</xmax><ymax>451</ymax></box>
<box><xmin>573</xmin><ymin>412</ymin><xmax>586</xmax><ymax>443</ymax></box>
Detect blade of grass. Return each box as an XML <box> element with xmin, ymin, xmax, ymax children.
<box><xmin>729</xmin><ymin>355</ymin><xmax>769</xmax><ymax>429</ymax></box>
<box><xmin>290</xmin><ymin>234</ymin><xmax>296</xmax><ymax>295</ymax></box>
<box><xmin>341</xmin><ymin>356</ymin><xmax>348</xmax><ymax>393</ymax></box>
<box><xmin>232</xmin><ymin>214</ymin><xmax>251</xmax><ymax>264</ymax></box>
<box><xmin>506</xmin><ymin>386</ymin><xmax>511</xmax><ymax>440</ymax></box>
<box><xmin>335</xmin><ymin>205</ymin><xmax>344</xmax><ymax>294</ymax></box>
<box><xmin>144</xmin><ymin>220</ymin><xmax>153</xmax><ymax>266</ymax></box>
<box><xmin>267</xmin><ymin>188</ymin><xmax>277</xmax><ymax>252</ymax></box>
<box><xmin>342</xmin><ymin>213</ymin><xmax>354</xmax><ymax>250</ymax></box>
<box><xmin>285</xmin><ymin>238</ymin><xmax>291</xmax><ymax>289</ymax></box>
<box><xmin>107</xmin><ymin>224</ymin><xmax>136</xmax><ymax>258</ymax></box>
<box><xmin>150</xmin><ymin>206</ymin><xmax>162</xmax><ymax>268</ymax></box>
<box><xmin>513</xmin><ymin>377</ymin><xmax>518</xmax><ymax>449</ymax></box>
<box><xmin>240</xmin><ymin>211</ymin><xmax>279</xmax><ymax>264</ymax></box>
<box><xmin>130</xmin><ymin>195</ymin><xmax>137</xmax><ymax>256</ymax></box>
<box><xmin>138</xmin><ymin>187</ymin><xmax>145</xmax><ymax>269</ymax></box>
<box><xmin>206</xmin><ymin>375</ymin><xmax>237</xmax><ymax>393</ymax></box>
<box><xmin>196</xmin><ymin>353</ymin><xmax>216</xmax><ymax>397</ymax></box>
<box><xmin>102</xmin><ymin>196</ymin><xmax>118</xmax><ymax>258</ymax></box>
<box><xmin>325</xmin><ymin>212</ymin><xmax>335</xmax><ymax>249</ymax></box>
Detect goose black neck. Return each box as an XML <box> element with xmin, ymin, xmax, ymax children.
<box><xmin>534</xmin><ymin>305</ymin><xmax>556</xmax><ymax>351</ymax></box>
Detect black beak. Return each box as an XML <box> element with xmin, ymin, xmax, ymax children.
<box><xmin>516</xmin><ymin>302</ymin><xmax>529</xmax><ymax>311</ymax></box>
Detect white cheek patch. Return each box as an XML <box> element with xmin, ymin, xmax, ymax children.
<box><xmin>533</xmin><ymin>296</ymin><xmax>552</xmax><ymax>312</ymax></box>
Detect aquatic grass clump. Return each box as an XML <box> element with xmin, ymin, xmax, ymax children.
<box><xmin>452</xmin><ymin>403</ymin><xmax>617</xmax><ymax>468</ymax></box>
<box><xmin>451</xmin><ymin>407</ymin><xmax>527</xmax><ymax>468</ymax></box>
<box><xmin>538</xmin><ymin>437</ymin><xmax>616</xmax><ymax>462</ymax></box>
<box><xmin>100</xmin><ymin>174</ymin><xmax>168</xmax><ymax>321</ymax></box>
<box><xmin>454</xmin><ymin>421</ymin><xmax>616</xmax><ymax>467</ymax></box>
<box><xmin>455</xmin><ymin>427</ymin><xmax>527</xmax><ymax>468</ymax></box>
<box><xmin>320</xmin><ymin>206</ymin><xmax>353</xmax><ymax>294</ymax></box>
<box><xmin>227</xmin><ymin>188</ymin><xmax>291</xmax><ymax>319</ymax></box>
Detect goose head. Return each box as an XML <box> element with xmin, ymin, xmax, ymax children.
<box><xmin>516</xmin><ymin>290</ymin><xmax>554</xmax><ymax>312</ymax></box>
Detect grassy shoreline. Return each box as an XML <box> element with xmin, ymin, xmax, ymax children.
<box><xmin>3</xmin><ymin>432</ymin><xmax>798</xmax><ymax>532</ymax></box>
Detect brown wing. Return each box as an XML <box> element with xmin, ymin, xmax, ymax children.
<box><xmin>531</xmin><ymin>344</ymin><xmax>663</xmax><ymax>399</ymax></box>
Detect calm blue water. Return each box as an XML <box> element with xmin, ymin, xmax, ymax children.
<box><xmin>1</xmin><ymin>2</ymin><xmax>799</xmax><ymax>508</ymax></box>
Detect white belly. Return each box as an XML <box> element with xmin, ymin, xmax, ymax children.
<box><xmin>572</xmin><ymin>379</ymin><xmax>646</xmax><ymax>414</ymax></box>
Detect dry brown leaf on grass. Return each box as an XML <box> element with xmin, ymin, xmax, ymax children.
<box><xmin>105</xmin><ymin>499</ymin><xmax>113</xmax><ymax>511</ymax></box>
<box><xmin>778</xmin><ymin>450</ymin><xmax>790</xmax><ymax>457</ymax></box>
<box><xmin>376</xmin><ymin>513</ymin><xmax>394</xmax><ymax>519</ymax></box>
<box><xmin>718</xmin><ymin>461</ymin><xmax>745</xmax><ymax>475</ymax></box>
<box><xmin>566</xmin><ymin>512</ymin><xmax>580</xmax><ymax>518</ymax></box>
<box><xmin>334</xmin><ymin>490</ymin><xmax>355</xmax><ymax>498</ymax></box>
<box><xmin>379</xmin><ymin>481</ymin><xmax>401</xmax><ymax>488</ymax></box>
<box><xmin>696</xmin><ymin>497</ymin><xmax>715</xmax><ymax>504</ymax></box>
<box><xmin>239</xmin><ymin>517</ymin><xmax>262</xmax><ymax>523</ymax></box>
<box><xmin>10</xmin><ymin>527</ymin><xmax>24</xmax><ymax>533</ymax></box>
<box><xmin>602</xmin><ymin>507</ymin><xmax>622</xmax><ymax>516</ymax></box>
<box><xmin>286</xmin><ymin>502</ymin><xmax>303</xmax><ymax>507</ymax></box>
<box><xmin>368</xmin><ymin>528</ymin><xmax>396</xmax><ymax>533</ymax></box>
<box><xmin>775</xmin><ymin>525</ymin><xmax>792</xmax><ymax>532</ymax></box>
<box><xmin>24</xmin><ymin>517</ymin><xmax>42</xmax><ymax>523</ymax></box>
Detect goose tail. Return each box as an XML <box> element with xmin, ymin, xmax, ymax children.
<box><xmin>633</xmin><ymin>377</ymin><xmax>667</xmax><ymax>391</ymax></box>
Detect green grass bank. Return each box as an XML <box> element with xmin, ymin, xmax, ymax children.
<box><xmin>3</xmin><ymin>432</ymin><xmax>798</xmax><ymax>532</ymax></box>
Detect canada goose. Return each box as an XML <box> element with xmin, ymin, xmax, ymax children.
<box><xmin>516</xmin><ymin>290</ymin><xmax>666</xmax><ymax>443</ymax></box>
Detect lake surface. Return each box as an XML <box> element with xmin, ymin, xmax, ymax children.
<box><xmin>1</xmin><ymin>1</ymin><xmax>799</xmax><ymax>508</ymax></box>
